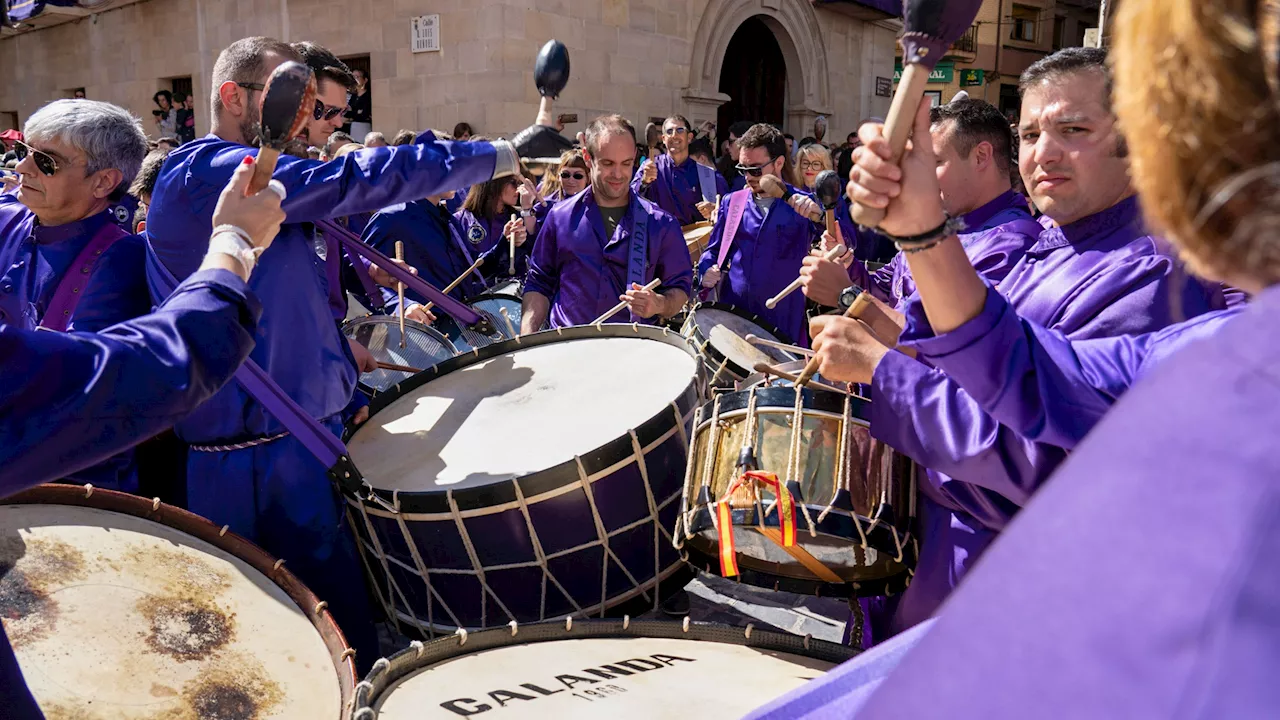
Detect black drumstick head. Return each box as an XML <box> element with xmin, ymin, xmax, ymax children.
<box><xmin>534</xmin><ymin>40</ymin><xmax>570</xmax><ymax>99</ymax></box>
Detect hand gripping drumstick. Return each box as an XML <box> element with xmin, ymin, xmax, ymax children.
<box><xmin>422</xmin><ymin>256</ymin><xmax>485</xmax><ymax>313</ymax></box>
<box><xmin>764</xmin><ymin>243</ymin><xmax>846</xmax><ymax>310</ymax></box>
<box><xmin>796</xmin><ymin>289</ymin><xmax>886</xmax><ymax>387</ymax></box>
<box><xmin>850</xmin><ymin>0</ymin><xmax>985</xmax><ymax>228</ymax></box>
<box><xmin>592</xmin><ymin>278</ymin><xmax>661</xmax><ymax>326</ymax></box>
<box><xmin>508</xmin><ymin>212</ymin><xmax>519</xmax><ymax>275</ymax></box>
<box><xmin>376</xmin><ymin>361</ymin><xmax>423</xmax><ymax>374</ymax></box>
<box><xmin>395</xmin><ymin>241</ymin><xmax>407</xmax><ymax>348</ymax></box>
<box><xmin>249</xmin><ymin>61</ymin><xmax>316</xmax><ymax>194</ymax></box>
<box><xmin>745</xmin><ymin>334</ymin><xmax>813</xmax><ymax>357</ymax></box>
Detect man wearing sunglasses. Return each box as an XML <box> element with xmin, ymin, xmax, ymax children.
<box><xmin>632</xmin><ymin>115</ymin><xmax>727</xmax><ymax>226</ymax></box>
<box><xmin>0</xmin><ymin>99</ymin><xmax>154</xmax><ymax>492</ymax></box>
<box><xmin>696</xmin><ymin>123</ymin><xmax>823</xmax><ymax>346</ymax></box>
<box><xmin>522</xmin><ymin>114</ymin><xmax>693</xmax><ymax>332</ymax></box>
<box><xmin>143</xmin><ymin>36</ymin><xmax>519</xmax><ymax>671</ymax></box>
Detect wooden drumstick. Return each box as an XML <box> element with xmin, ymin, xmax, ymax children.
<box><xmin>752</xmin><ymin>362</ymin><xmax>859</xmax><ymax>398</ymax></box>
<box><xmin>758</xmin><ymin>176</ymin><xmax>823</xmax><ymax>222</ymax></box>
<box><xmin>745</xmin><ymin>334</ymin><xmax>814</xmax><ymax>357</ymax></box>
<box><xmin>376</xmin><ymin>361</ymin><xmax>423</xmax><ymax>374</ymax></box>
<box><xmin>764</xmin><ymin>244</ymin><xmax>847</xmax><ymax>310</ymax></box>
<box><xmin>423</xmin><ymin>256</ymin><xmax>485</xmax><ymax>313</ymax></box>
<box><xmin>796</xmin><ymin>291</ymin><xmax>876</xmax><ymax>387</ymax></box>
<box><xmin>592</xmin><ymin>278</ymin><xmax>661</xmax><ymax>326</ymax></box>
<box><xmin>498</xmin><ymin>306</ymin><xmax>517</xmax><ymax>337</ymax></box>
<box><xmin>395</xmin><ymin>241</ymin><xmax>406</xmax><ymax>349</ymax></box>
<box><xmin>508</xmin><ymin>212</ymin><xmax>519</xmax><ymax>275</ymax></box>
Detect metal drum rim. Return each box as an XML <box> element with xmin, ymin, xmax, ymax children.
<box><xmin>681</xmin><ymin>544</ymin><xmax>914</xmax><ymax>599</ymax></box>
<box><xmin>343</xmin><ymin>323</ymin><xmax>703</xmax><ymax>515</ymax></box>
<box><xmin>349</xmin><ymin>617</ymin><xmax>859</xmax><ymax>715</ymax></box>
<box><xmin>2</xmin><ymin>483</ymin><xmax>357</xmax><ymax>719</ymax></box>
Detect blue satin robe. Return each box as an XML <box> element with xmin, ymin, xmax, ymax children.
<box><xmin>363</xmin><ymin>198</ymin><xmax>488</xmax><ymax>315</ymax></box>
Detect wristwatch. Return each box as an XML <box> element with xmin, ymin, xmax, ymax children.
<box><xmin>838</xmin><ymin>285</ymin><xmax>862</xmax><ymax>311</ymax></box>
<box><xmin>519</xmin><ymin>207</ymin><xmax>534</xmax><ymax>219</ymax></box>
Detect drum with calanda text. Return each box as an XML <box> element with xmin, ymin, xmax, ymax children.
<box><xmin>0</xmin><ymin>484</ymin><xmax>355</xmax><ymax>719</ymax></box>
<box><xmin>349</xmin><ymin>618</ymin><xmax>857</xmax><ymax>719</ymax></box>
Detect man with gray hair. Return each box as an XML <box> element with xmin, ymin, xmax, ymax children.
<box><xmin>0</xmin><ymin>98</ymin><xmax>154</xmax><ymax>492</ymax></box>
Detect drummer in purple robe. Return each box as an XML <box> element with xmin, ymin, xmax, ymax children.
<box><xmin>0</xmin><ymin>99</ymin><xmax>153</xmax><ymax>492</ymax></box>
<box><xmin>802</xmin><ymin>99</ymin><xmax>1039</xmax><ymax>316</ymax></box>
<box><xmin>696</xmin><ymin>123</ymin><xmax>823</xmax><ymax>345</ymax></box>
<box><xmin>809</xmin><ymin>47</ymin><xmax>1225</xmax><ymax>644</ymax></box>
<box><xmin>454</xmin><ymin>171</ymin><xmax>539</xmax><ymax>284</ymax></box>
<box><xmin>839</xmin><ymin>3</ymin><xmax>1280</xmax><ymax>715</ymax></box>
<box><xmin>632</xmin><ymin>114</ymin><xmax>728</xmax><ymax>226</ymax></box>
<box><xmin>0</xmin><ymin>159</ymin><xmax>281</xmax><ymax>720</ymax></box>
<box><xmin>522</xmin><ymin>114</ymin><xmax>693</xmax><ymax>331</ymax></box>
<box><xmin>144</xmin><ymin>37</ymin><xmax>520</xmax><ymax>668</ymax></box>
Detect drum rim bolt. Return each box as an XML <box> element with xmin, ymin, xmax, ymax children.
<box><xmin>681</xmin><ymin>616</ymin><xmax>691</xmax><ymax>633</ymax></box>
<box><xmin>623</xmin><ymin>615</ymin><xmax>630</xmax><ymax>630</ymax></box>
<box><xmin>565</xmin><ymin>616</ymin><xmax>573</xmax><ymax>631</ymax></box>
<box><xmin>151</xmin><ymin>497</ymin><xmax>162</xmax><ymax>511</ymax></box>
<box><xmin>372</xmin><ymin>657</ymin><xmax>390</xmax><ymax>674</ymax></box>
<box><xmin>219</xmin><ymin>525</ymin><xmax>229</xmax><ymax>537</ymax></box>
<box><xmin>744</xmin><ymin>623</ymin><xmax>754</xmax><ymax>640</ymax></box>
<box><xmin>455</xmin><ymin>627</ymin><xmax>468</xmax><ymax>645</ymax></box>
<box><xmin>803</xmin><ymin>634</ymin><xmax>812</xmax><ymax>650</ymax></box>
<box><xmin>83</xmin><ymin>483</ymin><xmax>94</xmax><ymax>498</ymax></box>
<box><xmin>313</xmin><ymin>600</ymin><xmax>328</xmax><ymax>615</ymax></box>
<box><xmin>509</xmin><ymin>620</ymin><xmax>519</xmax><ymax>636</ymax></box>
<box><xmin>411</xmin><ymin>640</ymin><xmax>424</xmax><ymax>657</ymax></box>
<box><xmin>273</xmin><ymin>558</ymin><xmax>285</xmax><ymax>571</ymax></box>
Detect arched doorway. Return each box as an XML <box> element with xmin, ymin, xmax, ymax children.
<box><xmin>716</xmin><ymin>16</ymin><xmax>787</xmax><ymax>133</ymax></box>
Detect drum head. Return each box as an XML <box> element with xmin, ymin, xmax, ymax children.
<box><xmin>344</xmin><ymin>316</ymin><xmax>458</xmax><ymax>392</ymax></box>
<box><xmin>348</xmin><ymin>330</ymin><xmax>698</xmax><ymax>492</ymax></box>
<box><xmin>0</xmin><ymin>488</ymin><xmax>347</xmax><ymax>719</ymax></box>
<box><xmin>355</xmin><ymin>620</ymin><xmax>855</xmax><ymax>719</ymax></box>
<box><xmin>689</xmin><ymin>306</ymin><xmax>796</xmax><ymax>375</ymax></box>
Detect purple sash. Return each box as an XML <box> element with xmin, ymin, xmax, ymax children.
<box><xmin>625</xmin><ymin>197</ymin><xmax>649</xmax><ymax>322</ymax></box>
<box><xmin>39</xmin><ymin>220</ymin><xmax>127</xmax><ymax>332</ymax></box>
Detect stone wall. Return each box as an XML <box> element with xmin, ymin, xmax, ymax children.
<box><xmin>0</xmin><ymin>0</ymin><xmax>894</xmax><ymax>143</ymax></box>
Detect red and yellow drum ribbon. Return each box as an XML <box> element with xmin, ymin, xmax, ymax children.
<box><xmin>716</xmin><ymin>471</ymin><xmax>797</xmax><ymax>577</ymax></box>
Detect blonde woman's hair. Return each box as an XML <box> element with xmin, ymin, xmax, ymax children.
<box><xmin>1113</xmin><ymin>0</ymin><xmax>1280</xmax><ymax>284</ymax></box>
<box><xmin>795</xmin><ymin>144</ymin><xmax>833</xmax><ymax>189</ymax></box>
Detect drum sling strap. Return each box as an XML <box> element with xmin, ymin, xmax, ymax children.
<box><xmin>38</xmin><ymin>220</ymin><xmax>127</xmax><ymax>332</ymax></box>
<box><xmin>698</xmin><ymin>190</ymin><xmax>748</xmax><ymax>302</ymax></box>
<box><xmin>624</xmin><ymin>197</ymin><xmax>648</xmax><ymax>322</ymax></box>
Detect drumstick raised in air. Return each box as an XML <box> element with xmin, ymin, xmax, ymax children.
<box><xmin>796</xmin><ymin>290</ymin><xmax>876</xmax><ymax>387</ymax></box>
<box><xmin>376</xmin><ymin>361</ymin><xmax>423</xmax><ymax>374</ymax></box>
<box><xmin>745</xmin><ymin>334</ymin><xmax>814</xmax><ymax>357</ymax></box>
<box><xmin>764</xmin><ymin>244</ymin><xmax>847</xmax><ymax>310</ymax></box>
<box><xmin>395</xmin><ymin>241</ymin><xmax>407</xmax><ymax>348</ymax></box>
<box><xmin>592</xmin><ymin>278</ymin><xmax>662</xmax><ymax>326</ymax></box>
<box><xmin>423</xmin><ymin>256</ymin><xmax>485</xmax><ymax>313</ymax></box>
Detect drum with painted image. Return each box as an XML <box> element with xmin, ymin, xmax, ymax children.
<box><xmin>680</xmin><ymin>303</ymin><xmax>799</xmax><ymax>388</ymax></box>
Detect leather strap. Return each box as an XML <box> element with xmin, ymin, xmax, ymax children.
<box><xmin>39</xmin><ymin>219</ymin><xmax>127</xmax><ymax>332</ymax></box>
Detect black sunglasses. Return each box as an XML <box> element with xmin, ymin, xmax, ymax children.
<box><xmin>236</xmin><ymin>82</ymin><xmax>265</xmax><ymax>93</ymax></box>
<box><xmin>13</xmin><ymin>140</ymin><xmax>60</xmax><ymax>176</ymax></box>
<box><xmin>314</xmin><ymin>96</ymin><xmax>350</xmax><ymax>122</ymax></box>
<box><xmin>560</xmin><ymin>170</ymin><xmax>586</xmax><ymax>180</ymax></box>
<box><xmin>735</xmin><ymin>161</ymin><xmax>775</xmax><ymax>178</ymax></box>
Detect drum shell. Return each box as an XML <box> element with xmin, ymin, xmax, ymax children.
<box><xmin>676</xmin><ymin>385</ymin><xmax>918</xmax><ymax>598</ymax></box>
<box><xmin>682</xmin><ymin>221</ymin><xmax>714</xmax><ymax>264</ymax></box>
<box><xmin>680</xmin><ymin>303</ymin><xmax>798</xmax><ymax>388</ymax></box>
<box><xmin>343</xmin><ymin>324</ymin><xmax>702</xmax><ymax>635</ymax></box>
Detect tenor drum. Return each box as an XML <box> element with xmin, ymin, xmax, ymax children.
<box><xmin>440</xmin><ymin>281</ymin><xmax>543</xmax><ymax>354</ymax></box>
<box><xmin>343</xmin><ymin>315</ymin><xmax>458</xmax><ymax>394</ymax></box>
<box><xmin>342</xmin><ymin>324</ymin><xmax>701</xmax><ymax>636</ymax></box>
<box><xmin>0</xmin><ymin>484</ymin><xmax>355</xmax><ymax>719</ymax></box>
<box><xmin>349</xmin><ymin>618</ymin><xmax>857</xmax><ymax>720</ymax></box>
<box><xmin>682</xmin><ymin>221</ymin><xmax>714</xmax><ymax>264</ymax></box>
<box><xmin>676</xmin><ymin>383</ymin><xmax>918</xmax><ymax>598</ymax></box>
<box><xmin>680</xmin><ymin>303</ymin><xmax>798</xmax><ymax>387</ymax></box>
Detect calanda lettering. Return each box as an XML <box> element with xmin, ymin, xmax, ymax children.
<box><xmin>439</xmin><ymin>652</ymin><xmax>696</xmax><ymax>716</ymax></box>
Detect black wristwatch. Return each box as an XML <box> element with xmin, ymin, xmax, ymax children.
<box><xmin>838</xmin><ymin>285</ymin><xmax>861</xmax><ymax>311</ymax></box>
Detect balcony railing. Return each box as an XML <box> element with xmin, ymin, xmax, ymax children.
<box><xmin>951</xmin><ymin>25</ymin><xmax>979</xmax><ymax>55</ymax></box>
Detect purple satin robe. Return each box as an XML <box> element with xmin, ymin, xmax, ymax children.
<box><xmin>855</xmin><ymin>284</ymin><xmax>1279</xmax><ymax>719</ymax></box>
<box><xmin>524</xmin><ymin>187</ymin><xmax>692</xmax><ymax>327</ymax></box>
<box><xmin>631</xmin><ymin>153</ymin><xmax>728</xmax><ymax>226</ymax></box>
<box><xmin>869</xmin><ymin>196</ymin><xmax>1226</xmax><ymax>635</ymax></box>
<box><xmin>696</xmin><ymin>185</ymin><xmax>823</xmax><ymax>344</ymax></box>
<box><xmin>453</xmin><ymin>206</ymin><xmax>532</xmax><ymax>281</ymax></box>
<box><xmin>848</xmin><ymin>190</ymin><xmax>1038</xmax><ymax>311</ymax></box>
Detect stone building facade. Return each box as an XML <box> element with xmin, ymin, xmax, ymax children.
<box><xmin>0</xmin><ymin>0</ymin><xmax>901</xmax><ymax>145</ymax></box>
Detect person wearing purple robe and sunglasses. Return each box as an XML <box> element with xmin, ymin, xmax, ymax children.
<box><xmin>801</xmin><ymin>99</ymin><xmax>1039</xmax><ymax>322</ymax></box>
<box><xmin>780</xmin><ymin>3</ymin><xmax>1280</xmax><ymax>716</ymax></box>
<box><xmin>807</xmin><ymin>48</ymin><xmax>1225</xmax><ymax>644</ymax></box>
<box><xmin>632</xmin><ymin>114</ymin><xmax>728</xmax><ymax>227</ymax></box>
<box><xmin>522</xmin><ymin>114</ymin><xmax>692</xmax><ymax>332</ymax></box>
<box><xmin>696</xmin><ymin>123</ymin><xmax>823</xmax><ymax>345</ymax></box>
<box><xmin>0</xmin><ymin>100</ymin><xmax>153</xmax><ymax>493</ymax></box>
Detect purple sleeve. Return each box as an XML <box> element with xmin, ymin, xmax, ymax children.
<box><xmin>901</xmin><ymin>286</ymin><xmax>1138</xmax><ymax>451</ymax></box>
<box><xmin>1053</xmin><ymin>254</ymin><xmax>1223</xmax><ymax>339</ymax></box>
<box><xmin>0</xmin><ymin>269</ymin><xmax>259</xmax><ymax>496</ymax></box>
<box><xmin>696</xmin><ymin>209</ymin><xmax>729</xmax><ymax>277</ymax></box>
<box><xmin>848</xmin><ymin>257</ymin><xmax>897</xmax><ymax>304</ymax></box>
<box><xmin>523</xmin><ymin>211</ymin><xmax>560</xmax><ymax>299</ymax></box>
<box><xmin>653</xmin><ymin>214</ymin><xmax>694</xmax><ymax>296</ymax></box>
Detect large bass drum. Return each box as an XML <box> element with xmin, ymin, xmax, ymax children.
<box><xmin>0</xmin><ymin>484</ymin><xmax>355</xmax><ymax>719</ymax></box>
<box><xmin>343</xmin><ymin>324</ymin><xmax>701</xmax><ymax>636</ymax></box>
<box><xmin>349</xmin><ymin>619</ymin><xmax>856</xmax><ymax>719</ymax></box>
